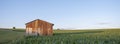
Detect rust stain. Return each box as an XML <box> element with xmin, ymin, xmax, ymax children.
<box><xmin>25</xmin><ymin>19</ymin><xmax>54</xmax><ymax>36</ymax></box>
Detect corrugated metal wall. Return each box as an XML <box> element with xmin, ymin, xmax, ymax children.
<box><xmin>26</xmin><ymin>19</ymin><xmax>53</xmax><ymax>36</ymax></box>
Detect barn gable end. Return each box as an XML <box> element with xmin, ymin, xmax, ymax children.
<box><xmin>25</xmin><ymin>19</ymin><xmax>54</xmax><ymax>36</ymax></box>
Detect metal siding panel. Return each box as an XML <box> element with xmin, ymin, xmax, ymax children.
<box><xmin>26</xmin><ymin>19</ymin><xmax>53</xmax><ymax>36</ymax></box>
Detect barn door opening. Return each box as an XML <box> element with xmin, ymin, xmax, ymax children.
<box><xmin>37</xmin><ymin>28</ymin><xmax>40</xmax><ymax>35</ymax></box>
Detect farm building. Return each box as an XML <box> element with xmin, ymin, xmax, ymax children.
<box><xmin>25</xmin><ymin>19</ymin><xmax>54</xmax><ymax>36</ymax></box>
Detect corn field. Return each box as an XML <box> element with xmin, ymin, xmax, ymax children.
<box><xmin>11</xmin><ymin>29</ymin><xmax>120</xmax><ymax>44</ymax></box>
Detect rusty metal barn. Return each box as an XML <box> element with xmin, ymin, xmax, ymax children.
<box><xmin>25</xmin><ymin>19</ymin><xmax>54</xmax><ymax>36</ymax></box>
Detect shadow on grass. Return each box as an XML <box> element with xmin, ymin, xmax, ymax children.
<box><xmin>53</xmin><ymin>31</ymin><xmax>104</xmax><ymax>36</ymax></box>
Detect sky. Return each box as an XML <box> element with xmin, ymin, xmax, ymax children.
<box><xmin>0</xmin><ymin>0</ymin><xmax>120</xmax><ymax>29</ymax></box>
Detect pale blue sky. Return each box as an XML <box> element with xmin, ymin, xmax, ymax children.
<box><xmin>0</xmin><ymin>0</ymin><xmax>120</xmax><ymax>29</ymax></box>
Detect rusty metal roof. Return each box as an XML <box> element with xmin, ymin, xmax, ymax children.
<box><xmin>25</xmin><ymin>19</ymin><xmax>54</xmax><ymax>25</ymax></box>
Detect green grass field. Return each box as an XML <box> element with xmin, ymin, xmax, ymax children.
<box><xmin>0</xmin><ymin>29</ymin><xmax>25</xmax><ymax>44</ymax></box>
<box><xmin>0</xmin><ymin>29</ymin><xmax>120</xmax><ymax>44</ymax></box>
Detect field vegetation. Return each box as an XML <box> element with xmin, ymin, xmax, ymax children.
<box><xmin>0</xmin><ymin>28</ymin><xmax>120</xmax><ymax>44</ymax></box>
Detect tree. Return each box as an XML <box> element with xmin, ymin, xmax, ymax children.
<box><xmin>13</xmin><ymin>27</ymin><xmax>16</xmax><ymax>29</ymax></box>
